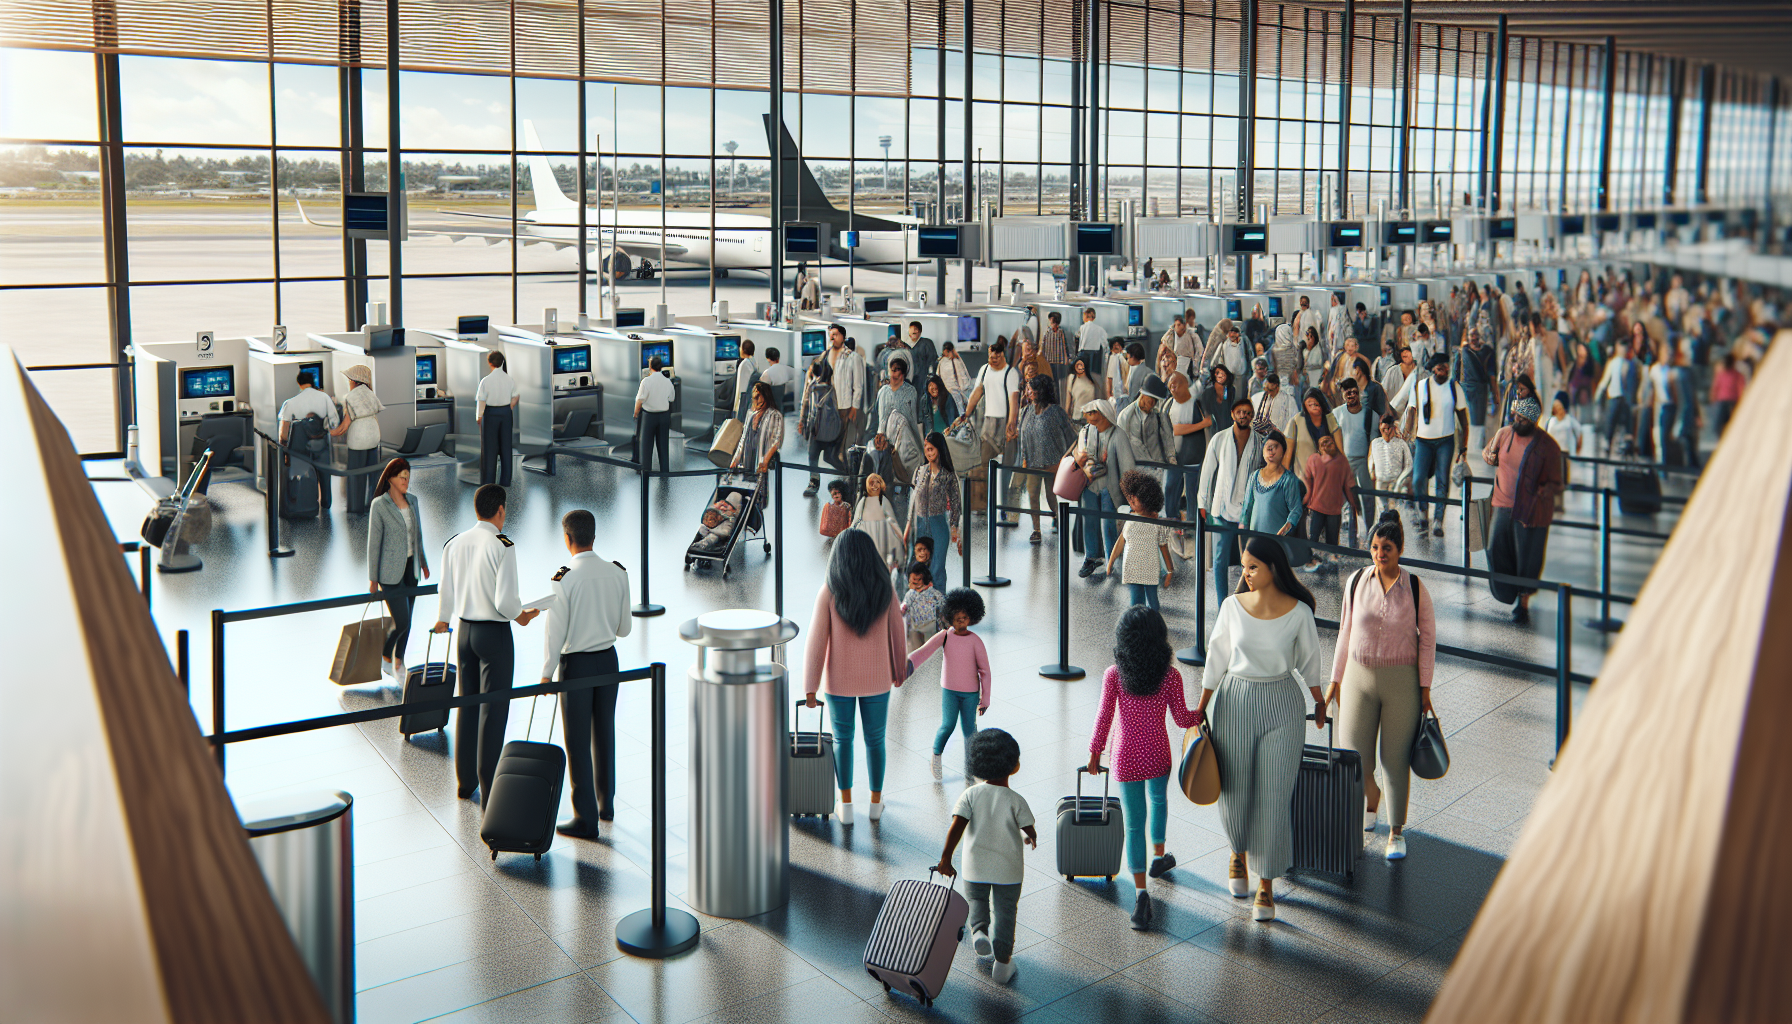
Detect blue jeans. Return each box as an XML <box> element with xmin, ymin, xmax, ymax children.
<box><xmin>1118</xmin><ymin>774</ymin><xmax>1170</xmax><ymax>876</ymax></box>
<box><xmin>826</xmin><ymin>692</ymin><xmax>890</xmax><ymax>792</ymax></box>
<box><xmin>1164</xmin><ymin>464</ymin><xmax>1200</xmax><ymax>521</ymax></box>
<box><xmin>913</xmin><ymin>513</ymin><xmax>950</xmax><ymax>590</ymax></box>
<box><xmin>1410</xmin><ymin>435</ymin><xmax>1455</xmax><ymax>521</ymax></box>
<box><xmin>1655</xmin><ymin>404</ymin><xmax>1678</xmax><ymax>462</ymax></box>
<box><xmin>1128</xmin><ymin>583</ymin><xmax>1160</xmax><ymax>610</ymax></box>
<box><xmin>934</xmin><ymin>688</ymin><xmax>979</xmax><ymax>756</ymax></box>
<box><xmin>1081</xmin><ymin>489</ymin><xmax>1119</xmax><ymax>561</ymax></box>
<box><xmin>1208</xmin><ymin>515</ymin><xmax>1237</xmax><ymax>607</ymax></box>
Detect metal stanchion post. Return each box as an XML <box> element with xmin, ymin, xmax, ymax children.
<box><xmin>1583</xmin><ymin>488</ymin><xmax>1623</xmax><ymax>632</ymax></box>
<box><xmin>632</xmin><ymin>462</ymin><xmax>665</xmax><ymax>617</ymax></box>
<box><xmin>1460</xmin><ymin>476</ymin><xmax>1472</xmax><ymax>569</ymax></box>
<box><xmin>140</xmin><ymin>545</ymin><xmax>152</xmax><ymax>610</ymax></box>
<box><xmin>773</xmin><ymin>459</ymin><xmax>784</xmax><ymax>619</ymax></box>
<box><xmin>211</xmin><ymin>609</ymin><xmax>226</xmax><ymax>771</ymax></box>
<box><xmin>1553</xmin><ymin>583</ymin><xmax>1572</xmax><ymax>768</ymax></box>
<box><xmin>1039</xmin><ymin>501</ymin><xmax>1084</xmax><ymax>680</ymax></box>
<box><xmin>616</xmin><ymin>662</ymin><xmax>700</xmax><ymax>957</ymax></box>
<box><xmin>266</xmin><ymin>436</ymin><xmax>294</xmax><ymax>559</ymax></box>
<box><xmin>177</xmin><ymin>629</ymin><xmax>190</xmax><ymax>698</ymax></box>
<box><xmin>960</xmin><ymin>491</ymin><xmax>972</xmax><ymax>588</ymax></box>
<box><xmin>1176</xmin><ymin>512</ymin><xmax>1207</xmax><ymax>666</ymax></box>
<box><xmin>974</xmin><ymin>459</ymin><xmax>1011</xmax><ymax>587</ymax></box>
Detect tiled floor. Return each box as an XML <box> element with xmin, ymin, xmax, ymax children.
<box><xmin>91</xmin><ymin>432</ymin><xmax>1688</xmax><ymax>1024</ymax></box>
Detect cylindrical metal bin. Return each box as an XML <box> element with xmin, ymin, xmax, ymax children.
<box><xmin>241</xmin><ymin>790</ymin><xmax>355</xmax><ymax>1024</ymax></box>
<box><xmin>682</xmin><ymin>609</ymin><xmax>799</xmax><ymax>919</ymax></box>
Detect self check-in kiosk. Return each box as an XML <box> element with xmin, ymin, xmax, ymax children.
<box><xmin>588</xmin><ymin>330</ymin><xmax>681</xmax><ymax>451</ymax></box>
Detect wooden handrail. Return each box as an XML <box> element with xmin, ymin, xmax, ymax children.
<box><xmin>0</xmin><ymin>347</ymin><xmax>326</xmax><ymax>1023</ymax></box>
<box><xmin>1427</xmin><ymin>331</ymin><xmax>1792</xmax><ymax>1024</ymax></box>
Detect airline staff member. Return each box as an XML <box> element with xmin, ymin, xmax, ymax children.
<box><xmin>530</xmin><ymin>509</ymin><xmax>632</xmax><ymax>839</ymax></box>
<box><xmin>476</xmin><ymin>350</ymin><xmax>519</xmax><ymax>487</ymax></box>
<box><xmin>433</xmin><ymin>484</ymin><xmax>536</xmax><ymax>806</ymax></box>
<box><xmin>277</xmin><ymin>369</ymin><xmax>340</xmax><ymax>510</ymax></box>
<box><xmin>732</xmin><ymin>339</ymin><xmax>760</xmax><ymax>423</ymax></box>
<box><xmin>634</xmin><ymin>355</ymin><xmax>676</xmax><ymax>476</ymax></box>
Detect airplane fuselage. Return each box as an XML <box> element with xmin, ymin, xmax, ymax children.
<box><xmin>518</xmin><ymin>209</ymin><xmax>914</xmax><ymax>270</ymax></box>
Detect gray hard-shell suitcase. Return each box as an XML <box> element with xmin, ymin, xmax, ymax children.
<box><xmin>1055</xmin><ymin>766</ymin><xmax>1125</xmax><ymax>882</ymax></box>
<box><xmin>864</xmin><ymin>870</ymin><xmax>969</xmax><ymax>1008</ymax></box>
<box><xmin>1290</xmin><ymin>714</ymin><xmax>1364</xmax><ymax>881</ymax></box>
<box><xmin>399</xmin><ymin>627</ymin><xmax>454</xmax><ymax>738</ymax></box>
<box><xmin>789</xmin><ymin>700</ymin><xmax>836</xmax><ymax>818</ymax></box>
<box><xmin>479</xmin><ymin>737</ymin><xmax>565</xmax><ymax>861</ymax></box>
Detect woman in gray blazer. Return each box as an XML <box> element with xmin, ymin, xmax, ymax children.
<box><xmin>367</xmin><ymin>458</ymin><xmax>429</xmax><ymax>679</ymax></box>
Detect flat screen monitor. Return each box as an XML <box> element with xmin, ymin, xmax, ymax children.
<box><xmin>916</xmin><ymin>225</ymin><xmax>964</xmax><ymax>259</ymax></box>
<box><xmin>1225</xmin><ymin>298</ymin><xmax>1242</xmax><ymax>320</ymax></box>
<box><xmin>640</xmin><ymin>341</ymin><xmax>672</xmax><ymax>369</ymax></box>
<box><xmin>1667</xmin><ymin>210</ymin><xmax>1693</xmax><ymax>226</ymax></box>
<box><xmin>801</xmin><ymin>330</ymin><xmax>827</xmax><ymax>357</ymax></box>
<box><xmin>615</xmin><ymin>307</ymin><xmax>646</xmax><ymax>328</ymax></box>
<box><xmin>343</xmin><ymin>193</ymin><xmax>388</xmax><ymax>235</ymax></box>
<box><xmin>180</xmin><ymin>365</ymin><xmax>235</xmax><ymax>400</ymax></box>
<box><xmin>1559</xmin><ymin>215</ymin><xmax>1586</xmax><ymax>236</ymax></box>
<box><xmin>712</xmin><ymin>336</ymin><xmax>740</xmax><ymax>362</ymax></box>
<box><xmin>1420</xmin><ymin>221</ymin><xmax>1452</xmax><ymax>243</ymax></box>
<box><xmin>862</xmin><ymin>297</ymin><xmax>890</xmax><ymax>314</ymax></box>
<box><xmin>1227</xmin><ymin>224</ymin><xmax>1267</xmax><ymax>253</ymax></box>
<box><xmin>1327</xmin><ymin>221</ymin><xmax>1364</xmax><ymax>248</ymax></box>
<box><xmin>1705</xmin><ymin>210</ymin><xmax>1727</xmax><ymax>224</ymax></box>
<box><xmin>1488</xmin><ymin>217</ymin><xmax>1518</xmax><ymax>240</ymax></box>
<box><xmin>1126</xmin><ymin>305</ymin><xmax>1143</xmax><ymax>327</ymax></box>
<box><xmin>1595</xmin><ymin>213</ymin><xmax>1622</xmax><ymax>233</ymax></box>
<box><xmin>1266</xmin><ymin>296</ymin><xmax>1283</xmax><ymax>318</ymax></box>
<box><xmin>457</xmin><ymin>315</ymin><xmax>489</xmax><ymax>337</ymax></box>
<box><xmin>367</xmin><ymin>326</ymin><xmax>402</xmax><ymax>350</ymax></box>
<box><xmin>957</xmin><ymin>316</ymin><xmax>980</xmax><ymax>343</ymax></box>
<box><xmin>1379</xmin><ymin>286</ymin><xmax>1391</xmax><ymax>306</ymax></box>
<box><xmin>784</xmin><ymin>222</ymin><xmax>823</xmax><ymax>257</ymax></box>
<box><xmin>1073</xmin><ymin>223</ymin><xmax>1121</xmax><ymax>256</ymax></box>
<box><xmin>1633</xmin><ymin>212</ymin><xmax>1659</xmax><ymax>230</ymax></box>
<box><xmin>1383</xmin><ymin>221</ymin><xmax>1418</xmax><ymax>245</ymax></box>
<box><xmin>415</xmin><ymin>354</ymin><xmax>438</xmax><ymax>386</ymax></box>
<box><xmin>553</xmin><ymin>345</ymin><xmax>591</xmax><ymax>374</ymax></box>
<box><xmin>298</xmin><ymin>361</ymin><xmax>324</xmax><ymax>388</ymax></box>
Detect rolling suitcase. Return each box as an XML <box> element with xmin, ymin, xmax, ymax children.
<box><xmin>399</xmin><ymin>628</ymin><xmax>455</xmax><ymax>738</ymax></box>
<box><xmin>1615</xmin><ymin>467</ymin><xmax>1662</xmax><ymax>516</ymax></box>
<box><xmin>479</xmin><ymin>737</ymin><xmax>565</xmax><ymax>861</ymax></box>
<box><xmin>1055</xmin><ymin>766</ymin><xmax>1125</xmax><ymax>882</ymax></box>
<box><xmin>1290</xmin><ymin>714</ymin><xmax>1364</xmax><ymax>882</ymax></box>
<box><xmin>863</xmin><ymin>870</ymin><xmax>969</xmax><ymax>1008</ymax></box>
<box><xmin>280</xmin><ymin>457</ymin><xmax>319</xmax><ymax>519</ymax></box>
<box><xmin>789</xmin><ymin>700</ymin><xmax>836</xmax><ymax>819</ymax></box>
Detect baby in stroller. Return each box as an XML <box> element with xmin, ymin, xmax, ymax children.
<box><xmin>693</xmin><ymin>490</ymin><xmax>746</xmax><ymax>552</ymax></box>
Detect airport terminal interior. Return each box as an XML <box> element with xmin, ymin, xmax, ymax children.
<box><xmin>6</xmin><ymin>2</ymin><xmax>1792</xmax><ymax>1022</ymax></box>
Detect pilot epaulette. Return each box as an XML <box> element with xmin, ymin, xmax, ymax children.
<box><xmin>496</xmin><ymin>533</ymin><xmax>515</xmax><ymax>547</ymax></box>
<box><xmin>552</xmin><ymin>565</ymin><xmax>571</xmax><ymax>581</ymax></box>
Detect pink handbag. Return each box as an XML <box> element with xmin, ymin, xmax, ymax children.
<box><xmin>1052</xmin><ymin>454</ymin><xmax>1089</xmax><ymax>501</ymax></box>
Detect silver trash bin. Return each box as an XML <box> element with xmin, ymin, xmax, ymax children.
<box><xmin>241</xmin><ymin>790</ymin><xmax>355</xmax><ymax>1024</ymax></box>
<box><xmin>682</xmin><ymin>609</ymin><xmax>800</xmax><ymax>919</ymax></box>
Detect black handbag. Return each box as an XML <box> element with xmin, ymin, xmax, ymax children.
<box><xmin>1410</xmin><ymin>710</ymin><xmax>1450</xmax><ymax>780</ymax></box>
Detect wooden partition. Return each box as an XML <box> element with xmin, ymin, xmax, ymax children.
<box><xmin>1428</xmin><ymin>332</ymin><xmax>1792</xmax><ymax>1024</ymax></box>
<box><xmin>0</xmin><ymin>349</ymin><xmax>327</xmax><ymax>1023</ymax></box>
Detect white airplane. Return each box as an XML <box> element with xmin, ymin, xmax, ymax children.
<box><xmin>299</xmin><ymin>117</ymin><xmax>916</xmax><ymax>279</ymax></box>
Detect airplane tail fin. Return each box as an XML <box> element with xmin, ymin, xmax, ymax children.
<box><xmin>522</xmin><ymin>120</ymin><xmax>578</xmax><ymax>219</ymax></box>
<box><xmin>762</xmin><ymin>114</ymin><xmax>902</xmax><ymax>232</ymax></box>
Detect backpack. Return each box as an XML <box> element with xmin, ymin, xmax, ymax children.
<box><xmin>808</xmin><ymin>384</ymin><xmax>843</xmax><ymax>445</ymax></box>
<box><xmin>818</xmin><ymin>500</ymin><xmax>851</xmax><ymax>538</ymax></box>
<box><xmin>293</xmin><ymin>413</ymin><xmax>330</xmax><ymax>455</ymax></box>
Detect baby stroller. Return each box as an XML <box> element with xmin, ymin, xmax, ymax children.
<box><xmin>683</xmin><ymin>476</ymin><xmax>770</xmax><ymax>579</ymax></box>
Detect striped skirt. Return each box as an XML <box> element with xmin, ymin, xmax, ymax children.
<box><xmin>1211</xmin><ymin>671</ymin><xmax>1307</xmax><ymax>880</ymax></box>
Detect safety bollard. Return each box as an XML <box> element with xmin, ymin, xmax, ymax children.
<box><xmin>632</xmin><ymin>461</ymin><xmax>665</xmax><ymax>617</ymax></box>
<box><xmin>615</xmin><ymin>661</ymin><xmax>700</xmax><ymax>957</ymax></box>
<box><xmin>1039</xmin><ymin>500</ymin><xmax>1084</xmax><ymax>680</ymax></box>
<box><xmin>1582</xmin><ymin>488</ymin><xmax>1623</xmax><ymax>632</ymax></box>
<box><xmin>973</xmin><ymin>459</ymin><xmax>1011</xmax><ymax>587</ymax></box>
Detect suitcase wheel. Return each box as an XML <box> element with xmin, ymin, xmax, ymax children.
<box><xmin>763</xmin><ymin>542</ymin><xmax>772</xmax><ymax>554</ymax></box>
<box><xmin>1065</xmin><ymin>875</ymin><xmax>1073</xmax><ymax>881</ymax></box>
<box><xmin>1106</xmin><ymin>875</ymin><xmax>1113</xmax><ymax>882</ymax></box>
<box><xmin>881</xmin><ymin>983</ymin><xmax>891</xmax><ymax>993</ymax></box>
<box><xmin>534</xmin><ymin>853</ymin><xmax>542</xmax><ymax>861</ymax></box>
<box><xmin>684</xmin><ymin>558</ymin><xmax>692</xmax><ymax>569</ymax></box>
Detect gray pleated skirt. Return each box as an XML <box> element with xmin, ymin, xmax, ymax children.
<box><xmin>1211</xmin><ymin>671</ymin><xmax>1307</xmax><ymax>880</ymax></box>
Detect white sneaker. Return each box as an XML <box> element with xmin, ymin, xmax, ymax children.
<box><xmin>1386</xmin><ymin>834</ymin><xmax>1407</xmax><ymax>861</ymax></box>
<box><xmin>991</xmin><ymin>958</ymin><xmax>1016</xmax><ymax>984</ymax></box>
<box><xmin>838</xmin><ymin>802</ymin><xmax>854</xmax><ymax>826</ymax></box>
<box><xmin>868</xmin><ymin>801</ymin><xmax>884</xmax><ymax>822</ymax></box>
<box><xmin>1364</xmin><ymin>807</ymin><xmax>1378</xmax><ymax>832</ymax></box>
<box><xmin>392</xmin><ymin>659</ymin><xmax>405</xmax><ymax>682</ymax></box>
<box><xmin>971</xmin><ymin>928</ymin><xmax>993</xmax><ymax>957</ymax></box>
<box><xmin>1228</xmin><ymin>855</ymin><xmax>1250</xmax><ymax>897</ymax></box>
<box><xmin>931</xmin><ymin>754</ymin><xmax>942</xmax><ymax>780</ymax></box>
<box><xmin>1251</xmin><ymin>890</ymin><xmax>1275</xmax><ymax>922</ymax></box>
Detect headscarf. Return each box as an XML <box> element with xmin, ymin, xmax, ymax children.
<box><xmin>1080</xmin><ymin>398</ymin><xmax>1118</xmax><ymax>427</ymax></box>
<box><xmin>1512</xmin><ymin>395</ymin><xmax>1542</xmax><ymax>423</ymax></box>
<box><xmin>1271</xmin><ymin>322</ymin><xmax>1301</xmax><ymax>383</ymax></box>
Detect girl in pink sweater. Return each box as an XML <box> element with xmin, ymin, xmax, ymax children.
<box><xmin>803</xmin><ymin>530</ymin><xmax>908</xmax><ymax>825</ymax></box>
<box><xmin>907</xmin><ymin>588</ymin><xmax>992</xmax><ymax>782</ymax></box>
<box><xmin>1088</xmin><ymin>606</ymin><xmax>1201</xmax><ymax>931</ymax></box>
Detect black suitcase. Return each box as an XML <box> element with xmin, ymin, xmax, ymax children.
<box><xmin>1290</xmin><ymin>715</ymin><xmax>1364</xmax><ymax>881</ymax></box>
<box><xmin>280</xmin><ymin>457</ymin><xmax>319</xmax><ymax>519</ymax></box>
<box><xmin>1615</xmin><ymin>468</ymin><xmax>1662</xmax><ymax>516</ymax></box>
<box><xmin>479</xmin><ymin>739</ymin><xmax>566</xmax><ymax>860</ymax></box>
<box><xmin>400</xmin><ymin>628</ymin><xmax>454</xmax><ymax>738</ymax></box>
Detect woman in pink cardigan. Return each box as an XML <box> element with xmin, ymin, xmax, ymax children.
<box><xmin>804</xmin><ymin>529</ymin><xmax>908</xmax><ymax>825</ymax></box>
<box><xmin>1326</xmin><ymin>509</ymin><xmax>1437</xmax><ymax>862</ymax></box>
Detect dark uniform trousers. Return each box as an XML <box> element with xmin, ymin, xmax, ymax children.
<box><xmin>481</xmin><ymin>405</ymin><xmax>515</xmax><ymax>487</ymax></box>
<box><xmin>559</xmin><ymin>647</ymin><xmax>621</xmax><ymax>823</ymax></box>
<box><xmin>456</xmin><ymin>619</ymin><xmax>514</xmax><ymax>803</ymax></box>
<box><xmin>637</xmin><ymin>409</ymin><xmax>672</xmax><ymax>477</ymax></box>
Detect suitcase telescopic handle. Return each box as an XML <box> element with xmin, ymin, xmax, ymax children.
<box><xmin>793</xmin><ymin>698</ymin><xmax>827</xmax><ymax>754</ymax></box>
<box><xmin>1076</xmin><ymin>765</ymin><xmax>1112</xmax><ymax>823</ymax></box>
<box><xmin>1305</xmin><ymin>712</ymin><xmax>1337</xmax><ymax>763</ymax></box>
<box><xmin>926</xmin><ymin>866</ymin><xmax>961</xmax><ymax>893</ymax></box>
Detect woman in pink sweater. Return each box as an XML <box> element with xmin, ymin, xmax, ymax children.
<box><xmin>1326</xmin><ymin>509</ymin><xmax>1437</xmax><ymax>862</ymax></box>
<box><xmin>804</xmin><ymin>529</ymin><xmax>908</xmax><ymax>825</ymax></box>
<box><xmin>1087</xmin><ymin>606</ymin><xmax>1201</xmax><ymax>931</ymax></box>
<box><xmin>907</xmin><ymin>588</ymin><xmax>992</xmax><ymax>782</ymax></box>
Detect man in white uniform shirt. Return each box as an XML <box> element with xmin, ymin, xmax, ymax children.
<box><xmin>757</xmin><ymin>346</ymin><xmax>798</xmax><ymax>410</ymax></box>
<box><xmin>475</xmin><ymin>350</ymin><xmax>519</xmax><ymax>487</ymax></box>
<box><xmin>956</xmin><ymin>339</ymin><xmax>1022</xmax><ymax>523</ymax></box>
<box><xmin>1397</xmin><ymin>353</ymin><xmax>1471</xmax><ymax>536</ymax></box>
<box><xmin>277</xmin><ymin>368</ymin><xmax>339</xmax><ymax>510</ymax></box>
<box><xmin>433</xmin><ymin>484</ymin><xmax>537</xmax><ymax>805</ymax></box>
<box><xmin>1197</xmin><ymin>396</ymin><xmax>1266</xmax><ymax>608</ymax></box>
<box><xmin>633</xmin><ymin>354</ymin><xmax>676</xmax><ymax>477</ymax></box>
<box><xmin>1075</xmin><ymin>307</ymin><xmax>1108</xmax><ymax>379</ymax></box>
<box><xmin>527</xmin><ymin>509</ymin><xmax>632</xmax><ymax>839</ymax></box>
<box><xmin>731</xmin><ymin>338</ymin><xmax>760</xmax><ymax>423</ymax></box>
